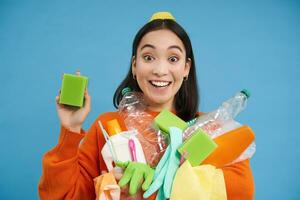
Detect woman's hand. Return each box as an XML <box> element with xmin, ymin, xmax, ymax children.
<box><xmin>55</xmin><ymin>71</ymin><xmax>91</xmax><ymax>132</ymax></box>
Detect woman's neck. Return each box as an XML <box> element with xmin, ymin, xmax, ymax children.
<box><xmin>146</xmin><ymin>103</ymin><xmax>174</xmax><ymax>112</ymax></box>
<box><xmin>144</xmin><ymin>97</ymin><xmax>175</xmax><ymax>112</ymax></box>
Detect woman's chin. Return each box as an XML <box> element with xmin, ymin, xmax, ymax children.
<box><xmin>145</xmin><ymin>96</ymin><xmax>173</xmax><ymax>111</ymax></box>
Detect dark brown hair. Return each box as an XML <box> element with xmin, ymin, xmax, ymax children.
<box><xmin>113</xmin><ymin>19</ymin><xmax>199</xmax><ymax>121</ymax></box>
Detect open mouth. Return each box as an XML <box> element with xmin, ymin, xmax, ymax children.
<box><xmin>149</xmin><ymin>80</ymin><xmax>172</xmax><ymax>88</ymax></box>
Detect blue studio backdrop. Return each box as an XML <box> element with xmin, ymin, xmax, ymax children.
<box><xmin>0</xmin><ymin>0</ymin><xmax>299</xmax><ymax>199</ymax></box>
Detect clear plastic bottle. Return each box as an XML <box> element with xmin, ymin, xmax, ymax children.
<box><xmin>118</xmin><ymin>87</ymin><xmax>168</xmax><ymax>167</ymax></box>
<box><xmin>184</xmin><ymin>89</ymin><xmax>256</xmax><ymax>164</ymax></box>
<box><xmin>183</xmin><ymin>89</ymin><xmax>251</xmax><ymax>140</ymax></box>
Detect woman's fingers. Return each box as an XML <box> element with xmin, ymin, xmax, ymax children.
<box><xmin>55</xmin><ymin>96</ymin><xmax>59</xmax><ymax>104</ymax></box>
<box><xmin>84</xmin><ymin>89</ymin><xmax>91</xmax><ymax>110</ymax></box>
<box><xmin>55</xmin><ymin>90</ymin><xmax>61</xmax><ymax>105</ymax></box>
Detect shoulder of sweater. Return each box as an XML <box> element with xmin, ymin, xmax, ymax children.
<box><xmin>90</xmin><ymin>111</ymin><xmax>127</xmax><ymax>132</ymax></box>
<box><xmin>95</xmin><ymin>111</ymin><xmax>119</xmax><ymax>120</ymax></box>
<box><xmin>92</xmin><ymin>111</ymin><xmax>123</xmax><ymax>125</ymax></box>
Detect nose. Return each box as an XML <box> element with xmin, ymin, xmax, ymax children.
<box><xmin>152</xmin><ymin>61</ymin><xmax>168</xmax><ymax>77</ymax></box>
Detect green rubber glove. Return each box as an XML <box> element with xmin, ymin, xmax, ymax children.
<box><xmin>116</xmin><ymin>161</ymin><xmax>155</xmax><ymax>195</ymax></box>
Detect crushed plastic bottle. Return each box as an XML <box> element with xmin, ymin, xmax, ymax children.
<box><xmin>118</xmin><ymin>87</ymin><xmax>168</xmax><ymax>167</ymax></box>
<box><xmin>184</xmin><ymin>89</ymin><xmax>256</xmax><ymax>163</ymax></box>
<box><xmin>183</xmin><ymin>89</ymin><xmax>251</xmax><ymax>140</ymax></box>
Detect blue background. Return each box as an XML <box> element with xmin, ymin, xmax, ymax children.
<box><xmin>0</xmin><ymin>0</ymin><xmax>299</xmax><ymax>199</ymax></box>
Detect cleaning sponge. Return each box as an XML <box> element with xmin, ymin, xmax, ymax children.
<box><xmin>59</xmin><ymin>73</ymin><xmax>88</xmax><ymax>107</ymax></box>
<box><xmin>154</xmin><ymin>109</ymin><xmax>188</xmax><ymax>134</ymax></box>
<box><xmin>178</xmin><ymin>129</ymin><xmax>217</xmax><ymax>167</ymax></box>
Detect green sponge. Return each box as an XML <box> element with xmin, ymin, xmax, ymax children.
<box><xmin>178</xmin><ymin>129</ymin><xmax>217</xmax><ymax>167</ymax></box>
<box><xmin>154</xmin><ymin>109</ymin><xmax>188</xmax><ymax>134</ymax></box>
<box><xmin>59</xmin><ymin>73</ymin><xmax>88</xmax><ymax>107</ymax></box>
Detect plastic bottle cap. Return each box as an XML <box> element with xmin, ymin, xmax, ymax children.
<box><xmin>241</xmin><ymin>89</ymin><xmax>250</xmax><ymax>99</ymax></box>
<box><xmin>121</xmin><ymin>87</ymin><xmax>132</xmax><ymax>96</ymax></box>
<box><xmin>187</xmin><ymin>118</ymin><xmax>197</xmax><ymax>127</ymax></box>
<box><xmin>106</xmin><ymin>119</ymin><xmax>122</xmax><ymax>136</ymax></box>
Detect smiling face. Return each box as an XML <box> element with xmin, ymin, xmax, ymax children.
<box><xmin>132</xmin><ymin>29</ymin><xmax>191</xmax><ymax>111</ymax></box>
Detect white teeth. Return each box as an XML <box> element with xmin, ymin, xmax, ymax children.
<box><xmin>150</xmin><ymin>81</ymin><xmax>170</xmax><ymax>87</ymax></box>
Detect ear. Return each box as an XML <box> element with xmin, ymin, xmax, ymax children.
<box><xmin>131</xmin><ymin>56</ymin><xmax>136</xmax><ymax>76</ymax></box>
<box><xmin>184</xmin><ymin>58</ymin><xmax>192</xmax><ymax>77</ymax></box>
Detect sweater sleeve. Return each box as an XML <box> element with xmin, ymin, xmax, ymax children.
<box><xmin>38</xmin><ymin>122</ymin><xmax>101</xmax><ymax>200</ymax></box>
<box><xmin>222</xmin><ymin>159</ymin><xmax>255</xmax><ymax>200</ymax></box>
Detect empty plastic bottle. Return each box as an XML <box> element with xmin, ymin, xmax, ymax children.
<box><xmin>118</xmin><ymin>87</ymin><xmax>168</xmax><ymax>167</ymax></box>
<box><xmin>183</xmin><ymin>89</ymin><xmax>251</xmax><ymax>140</ymax></box>
<box><xmin>183</xmin><ymin>89</ymin><xmax>256</xmax><ymax>164</ymax></box>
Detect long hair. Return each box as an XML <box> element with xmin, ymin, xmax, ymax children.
<box><xmin>113</xmin><ymin>19</ymin><xmax>199</xmax><ymax>121</ymax></box>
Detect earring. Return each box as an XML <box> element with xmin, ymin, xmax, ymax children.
<box><xmin>183</xmin><ymin>76</ymin><xmax>188</xmax><ymax>81</ymax></box>
<box><xmin>133</xmin><ymin>74</ymin><xmax>137</xmax><ymax>80</ymax></box>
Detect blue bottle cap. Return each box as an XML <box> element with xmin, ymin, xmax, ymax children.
<box><xmin>241</xmin><ymin>89</ymin><xmax>250</xmax><ymax>99</ymax></box>
<box><xmin>121</xmin><ymin>87</ymin><xmax>132</xmax><ymax>96</ymax></box>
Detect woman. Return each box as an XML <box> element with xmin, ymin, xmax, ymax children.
<box><xmin>39</xmin><ymin>12</ymin><xmax>255</xmax><ymax>200</ymax></box>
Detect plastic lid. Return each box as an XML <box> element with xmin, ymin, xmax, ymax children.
<box><xmin>187</xmin><ymin>118</ymin><xmax>197</xmax><ymax>127</ymax></box>
<box><xmin>121</xmin><ymin>87</ymin><xmax>132</xmax><ymax>96</ymax></box>
<box><xmin>241</xmin><ymin>89</ymin><xmax>250</xmax><ymax>99</ymax></box>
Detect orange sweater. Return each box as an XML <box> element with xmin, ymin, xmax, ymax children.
<box><xmin>38</xmin><ymin>111</ymin><xmax>255</xmax><ymax>200</ymax></box>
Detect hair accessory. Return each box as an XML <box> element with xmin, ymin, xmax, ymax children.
<box><xmin>149</xmin><ymin>12</ymin><xmax>176</xmax><ymax>22</ymax></box>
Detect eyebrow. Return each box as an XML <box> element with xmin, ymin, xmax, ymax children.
<box><xmin>140</xmin><ymin>44</ymin><xmax>155</xmax><ymax>51</ymax></box>
<box><xmin>140</xmin><ymin>44</ymin><xmax>183</xmax><ymax>53</ymax></box>
<box><xmin>168</xmin><ymin>45</ymin><xmax>183</xmax><ymax>53</ymax></box>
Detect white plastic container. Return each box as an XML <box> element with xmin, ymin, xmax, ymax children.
<box><xmin>101</xmin><ymin>129</ymin><xmax>147</xmax><ymax>171</ymax></box>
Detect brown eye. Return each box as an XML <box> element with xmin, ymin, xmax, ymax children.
<box><xmin>169</xmin><ymin>56</ymin><xmax>179</xmax><ymax>63</ymax></box>
<box><xmin>143</xmin><ymin>55</ymin><xmax>155</xmax><ymax>61</ymax></box>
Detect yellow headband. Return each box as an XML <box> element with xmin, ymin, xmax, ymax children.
<box><xmin>149</xmin><ymin>12</ymin><xmax>176</xmax><ymax>22</ymax></box>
